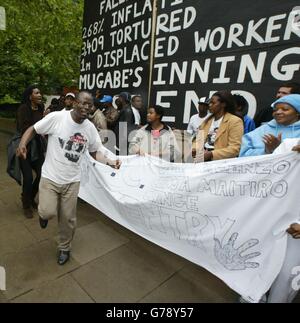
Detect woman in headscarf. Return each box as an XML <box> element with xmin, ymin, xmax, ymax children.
<box><xmin>239</xmin><ymin>94</ymin><xmax>300</xmax><ymax>157</ymax></box>
<box><xmin>239</xmin><ymin>94</ymin><xmax>300</xmax><ymax>303</ymax></box>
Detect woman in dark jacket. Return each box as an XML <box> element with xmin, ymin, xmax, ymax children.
<box><xmin>16</xmin><ymin>85</ymin><xmax>45</xmax><ymax>218</ymax></box>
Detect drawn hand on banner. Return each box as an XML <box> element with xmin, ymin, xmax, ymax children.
<box><xmin>214</xmin><ymin>233</ymin><xmax>261</xmax><ymax>270</ymax></box>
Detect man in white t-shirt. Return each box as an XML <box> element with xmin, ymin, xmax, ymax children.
<box><xmin>17</xmin><ymin>91</ymin><xmax>120</xmax><ymax>265</ymax></box>
<box><xmin>187</xmin><ymin>97</ymin><xmax>210</xmax><ymax>136</ymax></box>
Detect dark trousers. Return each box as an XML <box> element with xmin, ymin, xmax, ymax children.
<box><xmin>19</xmin><ymin>156</ymin><xmax>44</xmax><ymax>208</ymax></box>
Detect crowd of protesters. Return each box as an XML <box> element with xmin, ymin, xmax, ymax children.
<box><xmin>5</xmin><ymin>81</ymin><xmax>300</xmax><ymax>302</ymax></box>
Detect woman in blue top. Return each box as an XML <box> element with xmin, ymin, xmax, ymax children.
<box><xmin>239</xmin><ymin>94</ymin><xmax>300</xmax><ymax>157</ymax></box>
<box><xmin>238</xmin><ymin>94</ymin><xmax>300</xmax><ymax>303</ymax></box>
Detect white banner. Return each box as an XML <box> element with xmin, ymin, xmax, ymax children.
<box><xmin>79</xmin><ymin>152</ymin><xmax>300</xmax><ymax>302</ymax></box>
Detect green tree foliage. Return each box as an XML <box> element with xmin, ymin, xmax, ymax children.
<box><xmin>0</xmin><ymin>0</ymin><xmax>84</xmax><ymax>101</ymax></box>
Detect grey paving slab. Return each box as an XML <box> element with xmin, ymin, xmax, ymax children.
<box><xmin>0</xmin><ymin>222</ymin><xmax>37</xmax><ymax>257</ymax></box>
<box><xmin>76</xmin><ymin>200</ymin><xmax>103</xmax><ymax>227</ymax></box>
<box><xmin>97</xmin><ymin>213</ymin><xmax>148</xmax><ymax>242</ymax></box>
<box><xmin>0</xmin><ymin>189</ymin><xmax>25</xmax><ymax>217</ymax></box>
<box><xmin>0</xmin><ymin>291</ymin><xmax>9</xmax><ymax>303</ymax></box>
<box><xmin>0</xmin><ymin>178</ymin><xmax>16</xmax><ymax>192</ymax></box>
<box><xmin>12</xmin><ymin>274</ymin><xmax>94</xmax><ymax>303</ymax></box>
<box><xmin>140</xmin><ymin>264</ymin><xmax>238</xmax><ymax>303</ymax></box>
<box><xmin>0</xmin><ymin>203</ymin><xmax>24</xmax><ymax>228</ymax></box>
<box><xmin>23</xmin><ymin>216</ymin><xmax>59</xmax><ymax>243</ymax></box>
<box><xmin>1</xmin><ymin>240</ymin><xmax>80</xmax><ymax>300</ymax></box>
<box><xmin>71</xmin><ymin>221</ymin><xmax>129</xmax><ymax>265</ymax></box>
<box><xmin>125</xmin><ymin>238</ymin><xmax>186</xmax><ymax>272</ymax></box>
<box><xmin>181</xmin><ymin>263</ymin><xmax>239</xmax><ymax>300</ymax></box>
<box><xmin>72</xmin><ymin>240</ymin><xmax>184</xmax><ymax>303</ymax></box>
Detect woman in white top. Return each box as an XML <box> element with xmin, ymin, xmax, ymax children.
<box><xmin>129</xmin><ymin>105</ymin><xmax>179</xmax><ymax>162</ymax></box>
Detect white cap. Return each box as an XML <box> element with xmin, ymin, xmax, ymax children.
<box><xmin>65</xmin><ymin>92</ymin><xmax>75</xmax><ymax>99</ymax></box>
<box><xmin>198</xmin><ymin>97</ymin><xmax>209</xmax><ymax>104</ymax></box>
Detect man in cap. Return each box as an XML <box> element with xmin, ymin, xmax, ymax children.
<box><xmin>187</xmin><ymin>97</ymin><xmax>210</xmax><ymax>136</ymax></box>
<box><xmin>115</xmin><ymin>92</ymin><xmax>131</xmax><ymax>111</ymax></box>
<box><xmin>100</xmin><ymin>95</ymin><xmax>113</xmax><ymax>105</ymax></box>
<box><xmin>64</xmin><ymin>92</ymin><xmax>75</xmax><ymax>111</ymax></box>
<box><xmin>100</xmin><ymin>95</ymin><xmax>120</xmax><ymax>131</ymax></box>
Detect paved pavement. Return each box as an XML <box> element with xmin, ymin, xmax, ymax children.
<box><xmin>0</xmin><ymin>121</ymin><xmax>298</xmax><ymax>303</ymax></box>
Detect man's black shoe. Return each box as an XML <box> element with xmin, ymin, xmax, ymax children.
<box><xmin>57</xmin><ymin>250</ymin><xmax>70</xmax><ymax>266</ymax></box>
<box><xmin>39</xmin><ymin>216</ymin><xmax>48</xmax><ymax>229</ymax></box>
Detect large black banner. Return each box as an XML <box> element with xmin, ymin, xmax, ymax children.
<box><xmin>80</xmin><ymin>0</ymin><xmax>153</xmax><ymax>101</ymax></box>
<box><xmin>80</xmin><ymin>0</ymin><xmax>300</xmax><ymax>128</ymax></box>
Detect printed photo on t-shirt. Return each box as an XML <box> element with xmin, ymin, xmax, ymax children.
<box><xmin>58</xmin><ymin>133</ymin><xmax>88</xmax><ymax>163</ymax></box>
